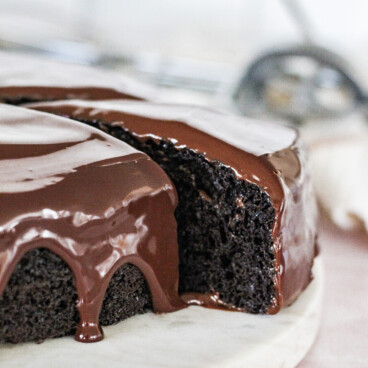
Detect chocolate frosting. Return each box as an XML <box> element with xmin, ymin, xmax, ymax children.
<box><xmin>0</xmin><ymin>105</ymin><xmax>184</xmax><ymax>342</ymax></box>
<box><xmin>0</xmin><ymin>51</ymin><xmax>153</xmax><ymax>102</ymax></box>
<box><xmin>29</xmin><ymin>100</ymin><xmax>318</xmax><ymax>313</ymax></box>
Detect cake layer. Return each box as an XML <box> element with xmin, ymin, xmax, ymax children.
<box><xmin>29</xmin><ymin>100</ymin><xmax>318</xmax><ymax>313</ymax></box>
<box><xmin>0</xmin><ymin>249</ymin><xmax>152</xmax><ymax>344</ymax></box>
<box><xmin>0</xmin><ymin>52</ymin><xmax>151</xmax><ymax>103</ymax></box>
<box><xmin>0</xmin><ymin>105</ymin><xmax>183</xmax><ymax>343</ymax></box>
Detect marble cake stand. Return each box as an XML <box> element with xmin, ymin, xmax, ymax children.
<box><xmin>0</xmin><ymin>258</ymin><xmax>323</xmax><ymax>368</ymax></box>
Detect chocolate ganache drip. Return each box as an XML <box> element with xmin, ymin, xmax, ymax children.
<box><xmin>0</xmin><ymin>105</ymin><xmax>184</xmax><ymax>342</ymax></box>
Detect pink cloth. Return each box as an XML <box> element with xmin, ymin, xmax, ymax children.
<box><xmin>298</xmin><ymin>217</ymin><xmax>368</xmax><ymax>367</ymax></box>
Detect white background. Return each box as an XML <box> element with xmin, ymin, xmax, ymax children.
<box><xmin>0</xmin><ymin>0</ymin><xmax>367</xmax><ymax>68</ymax></box>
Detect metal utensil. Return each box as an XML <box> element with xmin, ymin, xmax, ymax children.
<box><xmin>233</xmin><ymin>0</ymin><xmax>366</xmax><ymax>123</ymax></box>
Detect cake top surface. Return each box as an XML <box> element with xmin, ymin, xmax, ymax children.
<box><xmin>0</xmin><ymin>104</ymin><xmax>174</xmax><ymax>228</ymax></box>
<box><xmin>28</xmin><ymin>99</ymin><xmax>298</xmax><ymax>157</ymax></box>
<box><xmin>0</xmin><ymin>51</ymin><xmax>153</xmax><ymax>99</ymax></box>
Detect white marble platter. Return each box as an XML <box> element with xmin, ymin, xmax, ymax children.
<box><xmin>0</xmin><ymin>258</ymin><xmax>322</xmax><ymax>368</ymax></box>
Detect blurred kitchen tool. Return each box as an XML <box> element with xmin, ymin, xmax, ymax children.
<box><xmin>234</xmin><ymin>0</ymin><xmax>366</xmax><ymax>123</ymax></box>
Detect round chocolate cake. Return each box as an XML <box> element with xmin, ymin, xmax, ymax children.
<box><xmin>0</xmin><ymin>53</ymin><xmax>318</xmax><ymax>345</ymax></box>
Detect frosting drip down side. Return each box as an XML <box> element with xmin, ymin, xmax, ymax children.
<box><xmin>0</xmin><ymin>158</ymin><xmax>184</xmax><ymax>342</ymax></box>
<box><xmin>0</xmin><ymin>105</ymin><xmax>184</xmax><ymax>342</ymax></box>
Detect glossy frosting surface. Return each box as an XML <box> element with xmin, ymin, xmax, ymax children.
<box><xmin>29</xmin><ymin>100</ymin><xmax>318</xmax><ymax>312</ymax></box>
<box><xmin>0</xmin><ymin>105</ymin><xmax>183</xmax><ymax>342</ymax></box>
<box><xmin>53</xmin><ymin>100</ymin><xmax>297</xmax><ymax>156</ymax></box>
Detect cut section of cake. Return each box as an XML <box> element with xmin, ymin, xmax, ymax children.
<box><xmin>0</xmin><ymin>105</ymin><xmax>183</xmax><ymax>344</ymax></box>
<box><xmin>29</xmin><ymin>100</ymin><xmax>318</xmax><ymax>315</ymax></box>
<box><xmin>0</xmin><ymin>51</ymin><xmax>151</xmax><ymax>104</ymax></box>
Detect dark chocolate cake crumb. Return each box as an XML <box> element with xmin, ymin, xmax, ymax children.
<box><xmin>83</xmin><ymin>120</ymin><xmax>277</xmax><ymax>313</ymax></box>
<box><xmin>0</xmin><ymin>249</ymin><xmax>152</xmax><ymax>344</ymax></box>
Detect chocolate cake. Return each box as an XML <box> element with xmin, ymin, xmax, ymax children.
<box><xmin>29</xmin><ymin>100</ymin><xmax>318</xmax><ymax>315</ymax></box>
<box><xmin>0</xmin><ymin>104</ymin><xmax>183</xmax><ymax>344</ymax></box>
<box><xmin>0</xmin><ymin>51</ymin><xmax>150</xmax><ymax>104</ymax></box>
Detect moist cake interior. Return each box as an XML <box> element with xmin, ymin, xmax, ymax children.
<box><xmin>77</xmin><ymin>119</ymin><xmax>277</xmax><ymax>313</ymax></box>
